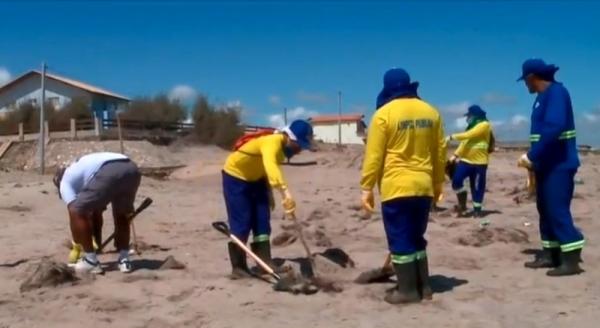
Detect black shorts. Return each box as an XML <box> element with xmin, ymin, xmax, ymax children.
<box><xmin>71</xmin><ymin>160</ymin><xmax>141</xmax><ymax>215</ymax></box>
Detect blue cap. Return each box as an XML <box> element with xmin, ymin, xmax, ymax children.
<box><xmin>376</xmin><ymin>68</ymin><xmax>419</xmax><ymax>109</ymax></box>
<box><xmin>517</xmin><ymin>58</ymin><xmax>560</xmax><ymax>81</ymax></box>
<box><xmin>465</xmin><ymin>105</ymin><xmax>487</xmax><ymax>119</ymax></box>
<box><xmin>288</xmin><ymin>120</ymin><xmax>313</xmax><ymax>150</ymax></box>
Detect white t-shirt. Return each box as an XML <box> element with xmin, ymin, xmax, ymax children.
<box><xmin>59</xmin><ymin>152</ymin><xmax>128</xmax><ymax>205</ymax></box>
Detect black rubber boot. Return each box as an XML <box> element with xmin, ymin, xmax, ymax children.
<box><xmin>227</xmin><ymin>242</ymin><xmax>252</xmax><ymax>280</ymax></box>
<box><xmin>250</xmin><ymin>241</ymin><xmax>277</xmax><ymax>274</ymax></box>
<box><xmin>416</xmin><ymin>257</ymin><xmax>433</xmax><ymax>300</ymax></box>
<box><xmin>524</xmin><ymin>248</ymin><xmax>560</xmax><ymax>269</ymax></box>
<box><xmin>473</xmin><ymin>207</ymin><xmax>483</xmax><ymax>218</ymax></box>
<box><xmin>384</xmin><ymin>262</ymin><xmax>421</xmax><ymax>305</ymax></box>
<box><xmin>454</xmin><ymin>191</ymin><xmax>468</xmax><ymax>216</ymax></box>
<box><xmin>546</xmin><ymin>249</ymin><xmax>583</xmax><ymax>276</ymax></box>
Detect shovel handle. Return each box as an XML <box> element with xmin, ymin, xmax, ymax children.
<box><xmin>212</xmin><ymin>221</ymin><xmax>281</xmax><ymax>281</ymax></box>
<box><xmin>135</xmin><ymin>197</ymin><xmax>153</xmax><ymax>216</ymax></box>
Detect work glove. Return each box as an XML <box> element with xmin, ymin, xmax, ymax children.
<box><xmin>68</xmin><ymin>241</ymin><xmax>83</xmax><ymax>264</ymax></box>
<box><xmin>361</xmin><ymin>190</ymin><xmax>374</xmax><ymax>213</ymax></box>
<box><xmin>268</xmin><ymin>188</ymin><xmax>275</xmax><ymax>211</ymax></box>
<box><xmin>445</xmin><ymin>135</ymin><xmax>454</xmax><ymax>144</ymax></box>
<box><xmin>278</xmin><ymin>187</ymin><xmax>296</xmax><ymax>216</ymax></box>
<box><xmin>449</xmin><ymin>155</ymin><xmax>459</xmax><ymax>163</ymax></box>
<box><xmin>517</xmin><ymin>153</ymin><xmax>532</xmax><ymax>169</ymax></box>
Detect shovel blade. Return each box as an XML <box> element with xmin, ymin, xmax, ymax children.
<box><xmin>354</xmin><ymin>267</ymin><xmax>394</xmax><ymax>284</ymax></box>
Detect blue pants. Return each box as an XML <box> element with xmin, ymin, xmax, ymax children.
<box><xmin>381</xmin><ymin>197</ymin><xmax>432</xmax><ymax>264</ymax></box>
<box><xmin>222</xmin><ymin>171</ymin><xmax>271</xmax><ymax>243</ymax></box>
<box><xmin>536</xmin><ymin>169</ymin><xmax>585</xmax><ymax>252</ymax></box>
<box><xmin>452</xmin><ymin>161</ymin><xmax>487</xmax><ymax>211</ymax></box>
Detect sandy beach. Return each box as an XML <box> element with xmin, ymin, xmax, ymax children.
<box><xmin>0</xmin><ymin>144</ymin><xmax>598</xmax><ymax>328</ymax></box>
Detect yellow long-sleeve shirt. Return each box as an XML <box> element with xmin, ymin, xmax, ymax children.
<box><xmin>361</xmin><ymin>98</ymin><xmax>447</xmax><ymax>202</ymax></box>
<box><xmin>223</xmin><ymin>134</ymin><xmax>287</xmax><ymax>188</ymax></box>
<box><xmin>451</xmin><ymin>121</ymin><xmax>492</xmax><ymax>165</ymax></box>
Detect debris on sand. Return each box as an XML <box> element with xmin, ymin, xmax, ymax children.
<box><xmin>88</xmin><ymin>296</ymin><xmax>131</xmax><ymax>312</ymax></box>
<box><xmin>273</xmin><ymin>248</ymin><xmax>354</xmax><ymax>294</ymax></box>
<box><xmin>20</xmin><ymin>259</ymin><xmax>79</xmax><ymax>292</ymax></box>
<box><xmin>136</xmin><ymin>241</ymin><xmax>171</xmax><ymax>252</ymax></box>
<box><xmin>306</xmin><ymin>208</ymin><xmax>330</xmax><ymax>221</ymax></box>
<box><xmin>0</xmin><ymin>205</ymin><xmax>31</xmax><ymax>212</ymax></box>
<box><xmin>457</xmin><ymin>227</ymin><xmax>530</xmax><ymax>247</ymax></box>
<box><xmin>272</xmin><ymin>231</ymin><xmax>298</xmax><ymax>247</ymax></box>
<box><xmin>312</xmin><ymin>229</ymin><xmax>333</xmax><ymax>248</ymax></box>
<box><xmin>159</xmin><ymin>256</ymin><xmax>186</xmax><ymax>270</ymax></box>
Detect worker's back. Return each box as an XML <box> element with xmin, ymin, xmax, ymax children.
<box><xmin>224</xmin><ymin>133</ymin><xmax>286</xmax><ymax>185</ymax></box>
<box><xmin>361</xmin><ymin>98</ymin><xmax>446</xmax><ymax>202</ymax></box>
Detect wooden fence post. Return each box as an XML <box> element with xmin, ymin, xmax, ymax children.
<box><xmin>44</xmin><ymin>121</ymin><xmax>50</xmax><ymax>145</ymax></box>
<box><xmin>70</xmin><ymin>118</ymin><xmax>77</xmax><ymax>140</ymax></box>
<box><xmin>117</xmin><ymin>113</ymin><xmax>125</xmax><ymax>154</ymax></box>
<box><xmin>94</xmin><ymin>117</ymin><xmax>100</xmax><ymax>137</ymax></box>
<box><xmin>18</xmin><ymin>123</ymin><xmax>24</xmax><ymax>142</ymax></box>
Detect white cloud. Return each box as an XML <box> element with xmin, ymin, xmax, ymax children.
<box><xmin>480</xmin><ymin>92</ymin><xmax>517</xmax><ymax>107</ymax></box>
<box><xmin>268</xmin><ymin>106</ymin><xmax>318</xmax><ymax>128</ymax></box>
<box><xmin>0</xmin><ymin>67</ymin><xmax>11</xmax><ymax>86</ymax></box>
<box><xmin>511</xmin><ymin>114</ymin><xmax>529</xmax><ymax>126</ymax></box>
<box><xmin>454</xmin><ymin>117</ymin><xmax>468</xmax><ymax>130</ymax></box>
<box><xmin>168</xmin><ymin>84</ymin><xmax>197</xmax><ymax>102</ymax></box>
<box><xmin>583</xmin><ymin>112</ymin><xmax>599</xmax><ymax>123</ymax></box>
<box><xmin>226</xmin><ymin>99</ymin><xmax>242</xmax><ymax>108</ymax></box>
<box><xmin>490</xmin><ymin>120</ymin><xmax>505</xmax><ymax>127</ymax></box>
<box><xmin>440</xmin><ymin>101</ymin><xmax>470</xmax><ymax>117</ymax></box>
<box><xmin>268</xmin><ymin>95</ymin><xmax>281</xmax><ymax>106</ymax></box>
<box><xmin>296</xmin><ymin>90</ymin><xmax>330</xmax><ymax>104</ymax></box>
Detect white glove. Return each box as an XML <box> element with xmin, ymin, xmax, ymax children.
<box><xmin>517</xmin><ymin>153</ymin><xmax>532</xmax><ymax>169</ymax></box>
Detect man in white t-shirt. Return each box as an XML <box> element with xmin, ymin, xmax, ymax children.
<box><xmin>53</xmin><ymin>152</ymin><xmax>141</xmax><ymax>274</ymax></box>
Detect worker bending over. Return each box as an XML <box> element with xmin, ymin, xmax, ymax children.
<box><xmin>222</xmin><ymin>120</ymin><xmax>314</xmax><ymax>279</ymax></box>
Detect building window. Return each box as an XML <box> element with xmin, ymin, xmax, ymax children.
<box><xmin>48</xmin><ymin>97</ymin><xmax>60</xmax><ymax>108</ymax></box>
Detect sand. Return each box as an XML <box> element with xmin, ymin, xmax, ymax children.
<box><xmin>0</xmin><ymin>145</ymin><xmax>599</xmax><ymax>328</ymax></box>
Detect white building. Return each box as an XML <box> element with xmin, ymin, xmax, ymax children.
<box><xmin>0</xmin><ymin>70</ymin><xmax>129</xmax><ymax>119</ymax></box>
<box><xmin>309</xmin><ymin>114</ymin><xmax>367</xmax><ymax>145</ymax></box>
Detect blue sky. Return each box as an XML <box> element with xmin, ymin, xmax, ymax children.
<box><xmin>1</xmin><ymin>0</ymin><xmax>599</xmax><ymax>144</ymax></box>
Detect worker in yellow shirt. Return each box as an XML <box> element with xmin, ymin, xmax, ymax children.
<box><xmin>222</xmin><ymin>120</ymin><xmax>313</xmax><ymax>279</ymax></box>
<box><xmin>361</xmin><ymin>68</ymin><xmax>446</xmax><ymax>305</ymax></box>
<box><xmin>447</xmin><ymin>105</ymin><xmax>494</xmax><ymax>218</ymax></box>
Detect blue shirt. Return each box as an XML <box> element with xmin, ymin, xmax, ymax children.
<box><xmin>59</xmin><ymin>152</ymin><xmax>128</xmax><ymax>205</ymax></box>
<box><xmin>527</xmin><ymin>82</ymin><xmax>580</xmax><ymax>172</ymax></box>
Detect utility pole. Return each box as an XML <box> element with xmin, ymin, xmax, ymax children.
<box><xmin>337</xmin><ymin>91</ymin><xmax>342</xmax><ymax>147</ymax></box>
<box><xmin>284</xmin><ymin>107</ymin><xmax>288</xmax><ymax>125</ymax></box>
<box><xmin>38</xmin><ymin>62</ymin><xmax>47</xmax><ymax>175</ymax></box>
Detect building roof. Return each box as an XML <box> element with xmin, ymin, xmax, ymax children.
<box><xmin>0</xmin><ymin>70</ymin><xmax>130</xmax><ymax>101</ymax></box>
<box><xmin>309</xmin><ymin>113</ymin><xmax>365</xmax><ymax>125</ymax></box>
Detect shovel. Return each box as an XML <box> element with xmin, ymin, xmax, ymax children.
<box><xmin>286</xmin><ymin>212</ymin><xmax>315</xmax><ymax>270</ymax></box>
<box><xmin>212</xmin><ymin>221</ymin><xmax>318</xmax><ymax>295</ymax></box>
<box><xmin>99</xmin><ymin>197</ymin><xmax>153</xmax><ymax>253</ymax></box>
<box><xmin>354</xmin><ymin>254</ymin><xmax>394</xmax><ymax>284</ymax></box>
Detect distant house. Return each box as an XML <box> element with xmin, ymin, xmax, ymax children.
<box><xmin>308</xmin><ymin>114</ymin><xmax>367</xmax><ymax>145</ymax></box>
<box><xmin>0</xmin><ymin>70</ymin><xmax>129</xmax><ymax>119</ymax></box>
